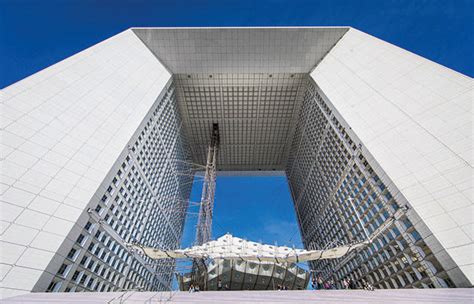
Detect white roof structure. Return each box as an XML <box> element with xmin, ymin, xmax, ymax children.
<box><xmin>133</xmin><ymin>27</ymin><xmax>349</xmax><ymax>171</ymax></box>
<box><xmin>133</xmin><ymin>27</ymin><xmax>348</xmax><ymax>74</ymax></box>
<box><xmin>179</xmin><ymin>258</ymin><xmax>310</xmax><ymax>291</ymax></box>
<box><xmin>129</xmin><ymin>234</ymin><xmax>369</xmax><ymax>263</ymax></box>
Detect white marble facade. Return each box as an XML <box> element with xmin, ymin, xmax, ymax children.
<box><xmin>312</xmin><ymin>28</ymin><xmax>473</xmax><ymax>284</ymax></box>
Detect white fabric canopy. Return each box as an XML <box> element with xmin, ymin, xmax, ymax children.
<box><xmin>128</xmin><ymin>234</ymin><xmax>370</xmax><ymax>263</ymax></box>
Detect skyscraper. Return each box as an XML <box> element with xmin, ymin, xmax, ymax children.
<box><xmin>1</xmin><ymin>27</ymin><xmax>472</xmax><ymax>298</ymax></box>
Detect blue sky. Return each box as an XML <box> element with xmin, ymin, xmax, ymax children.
<box><xmin>181</xmin><ymin>175</ymin><xmax>302</xmax><ymax>248</ymax></box>
<box><xmin>1</xmin><ymin>1</ymin><xmax>472</xmax><ymax>249</ymax></box>
<box><xmin>0</xmin><ymin>0</ymin><xmax>473</xmax><ymax>89</ymax></box>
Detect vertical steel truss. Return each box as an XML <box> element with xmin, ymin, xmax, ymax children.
<box><xmin>192</xmin><ymin>124</ymin><xmax>219</xmax><ymax>290</ymax></box>
<box><xmin>195</xmin><ymin>123</ymin><xmax>219</xmax><ymax>246</ymax></box>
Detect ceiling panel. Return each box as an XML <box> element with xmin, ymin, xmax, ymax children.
<box><xmin>175</xmin><ymin>73</ymin><xmax>307</xmax><ymax>170</ymax></box>
<box><xmin>130</xmin><ymin>27</ymin><xmax>349</xmax><ymax>171</ymax></box>
<box><xmin>133</xmin><ymin>27</ymin><xmax>348</xmax><ymax>74</ymax></box>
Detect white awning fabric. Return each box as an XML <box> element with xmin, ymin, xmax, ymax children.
<box><xmin>128</xmin><ymin>234</ymin><xmax>370</xmax><ymax>263</ymax></box>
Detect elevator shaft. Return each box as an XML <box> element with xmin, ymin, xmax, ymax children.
<box><xmin>195</xmin><ymin>123</ymin><xmax>220</xmax><ymax>246</ymax></box>
<box><xmin>191</xmin><ymin>124</ymin><xmax>219</xmax><ymax>290</ymax></box>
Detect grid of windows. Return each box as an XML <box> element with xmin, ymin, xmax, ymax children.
<box><xmin>184</xmin><ymin>86</ymin><xmax>222</xmax><ymax>119</ymax></box>
<box><xmin>175</xmin><ymin>73</ymin><xmax>307</xmax><ymax>170</ymax></box>
<box><xmin>45</xmin><ymin>83</ymin><xmax>194</xmax><ymax>293</ymax></box>
<box><xmin>222</xmin><ymin>86</ymin><xmax>259</xmax><ymax>119</ymax></box>
<box><xmin>40</xmin><ymin>74</ymin><xmax>457</xmax><ymax>293</ymax></box>
<box><xmin>287</xmin><ymin>79</ymin><xmax>455</xmax><ymax>289</ymax></box>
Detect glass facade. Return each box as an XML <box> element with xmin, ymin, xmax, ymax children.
<box><xmin>286</xmin><ymin>79</ymin><xmax>456</xmax><ymax>289</ymax></box>
<box><xmin>40</xmin><ymin>76</ymin><xmax>461</xmax><ymax>293</ymax></box>
<box><xmin>44</xmin><ymin>82</ymin><xmax>194</xmax><ymax>293</ymax></box>
<box><xmin>42</xmin><ymin>77</ymin><xmax>460</xmax><ymax>292</ymax></box>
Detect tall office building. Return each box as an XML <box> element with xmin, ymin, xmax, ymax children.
<box><xmin>0</xmin><ymin>27</ymin><xmax>472</xmax><ymax>298</ymax></box>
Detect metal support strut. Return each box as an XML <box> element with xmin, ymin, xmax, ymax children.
<box><xmin>195</xmin><ymin>123</ymin><xmax>219</xmax><ymax>245</ymax></box>
<box><xmin>192</xmin><ymin>123</ymin><xmax>219</xmax><ymax>289</ymax></box>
